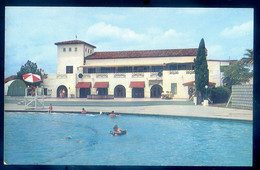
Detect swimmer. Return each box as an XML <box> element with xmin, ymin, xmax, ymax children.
<box><xmin>111</xmin><ymin>125</ymin><xmax>127</xmax><ymax>136</ymax></box>
<box><xmin>109</xmin><ymin>111</ymin><xmax>121</xmax><ymax>117</ymax></box>
<box><xmin>81</xmin><ymin>108</ymin><xmax>87</xmax><ymax>114</ymax></box>
<box><xmin>61</xmin><ymin>136</ymin><xmax>72</xmax><ymax>141</ymax></box>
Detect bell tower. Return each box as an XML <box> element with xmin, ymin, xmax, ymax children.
<box><xmin>55</xmin><ymin>40</ymin><xmax>96</xmax><ymax>74</ymax></box>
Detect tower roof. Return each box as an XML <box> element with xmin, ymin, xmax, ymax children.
<box><xmin>54</xmin><ymin>40</ymin><xmax>96</xmax><ymax>48</ymax></box>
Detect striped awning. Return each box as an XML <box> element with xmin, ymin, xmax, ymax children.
<box><xmin>129</xmin><ymin>81</ymin><xmax>145</xmax><ymax>88</ymax></box>
<box><xmin>76</xmin><ymin>82</ymin><xmax>91</xmax><ymax>88</ymax></box>
<box><xmin>93</xmin><ymin>82</ymin><xmax>109</xmax><ymax>88</ymax></box>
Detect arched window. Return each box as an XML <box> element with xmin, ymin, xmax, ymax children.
<box><xmin>150</xmin><ymin>85</ymin><xmax>163</xmax><ymax>98</ymax></box>
<box><xmin>57</xmin><ymin>85</ymin><xmax>68</xmax><ymax>98</ymax></box>
<box><xmin>114</xmin><ymin>85</ymin><xmax>126</xmax><ymax>98</ymax></box>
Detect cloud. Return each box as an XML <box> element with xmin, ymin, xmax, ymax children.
<box><xmin>86</xmin><ymin>22</ymin><xmax>147</xmax><ymax>43</ymax></box>
<box><xmin>220</xmin><ymin>21</ymin><xmax>253</xmax><ymax>38</ymax></box>
<box><xmin>86</xmin><ymin>22</ymin><xmax>195</xmax><ymax>51</ymax></box>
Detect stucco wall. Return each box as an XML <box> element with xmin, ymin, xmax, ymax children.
<box><xmin>57</xmin><ymin>44</ymin><xmax>94</xmax><ymax>74</ymax></box>
<box><xmin>85</xmin><ymin>56</ymin><xmax>195</xmax><ymax>67</ymax></box>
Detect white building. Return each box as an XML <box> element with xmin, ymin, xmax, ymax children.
<box><xmin>43</xmin><ymin>40</ymin><xmax>235</xmax><ymax>99</ymax></box>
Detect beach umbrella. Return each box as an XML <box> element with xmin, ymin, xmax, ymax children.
<box><xmin>22</xmin><ymin>73</ymin><xmax>41</xmax><ymax>83</ymax></box>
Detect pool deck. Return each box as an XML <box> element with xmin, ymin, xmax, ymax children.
<box><xmin>4</xmin><ymin>97</ymin><xmax>253</xmax><ymax>122</ymax></box>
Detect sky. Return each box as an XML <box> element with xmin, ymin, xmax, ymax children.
<box><xmin>5</xmin><ymin>7</ymin><xmax>253</xmax><ymax>77</ymax></box>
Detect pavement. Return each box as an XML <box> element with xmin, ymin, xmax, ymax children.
<box><xmin>4</xmin><ymin>97</ymin><xmax>253</xmax><ymax>122</ymax></box>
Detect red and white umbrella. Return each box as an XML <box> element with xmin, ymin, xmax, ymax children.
<box><xmin>22</xmin><ymin>73</ymin><xmax>41</xmax><ymax>83</ymax></box>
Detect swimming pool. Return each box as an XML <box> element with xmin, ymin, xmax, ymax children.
<box><xmin>4</xmin><ymin>112</ymin><xmax>252</xmax><ymax>166</ymax></box>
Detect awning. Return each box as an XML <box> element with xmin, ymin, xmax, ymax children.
<box><xmin>129</xmin><ymin>81</ymin><xmax>145</xmax><ymax>88</ymax></box>
<box><xmin>76</xmin><ymin>82</ymin><xmax>91</xmax><ymax>88</ymax></box>
<box><xmin>183</xmin><ymin>81</ymin><xmax>216</xmax><ymax>86</ymax></box>
<box><xmin>93</xmin><ymin>82</ymin><xmax>109</xmax><ymax>88</ymax></box>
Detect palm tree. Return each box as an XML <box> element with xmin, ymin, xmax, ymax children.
<box><xmin>240</xmin><ymin>49</ymin><xmax>253</xmax><ymax>67</ymax></box>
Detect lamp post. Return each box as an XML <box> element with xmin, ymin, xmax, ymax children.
<box><xmin>205</xmin><ymin>85</ymin><xmax>208</xmax><ymax>100</ymax></box>
<box><xmin>204</xmin><ymin>85</ymin><xmax>208</xmax><ymax>106</ymax></box>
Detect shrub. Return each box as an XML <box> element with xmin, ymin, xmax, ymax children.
<box><xmin>208</xmin><ymin>86</ymin><xmax>231</xmax><ymax>103</ymax></box>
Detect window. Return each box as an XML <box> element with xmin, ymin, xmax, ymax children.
<box><xmin>88</xmin><ymin>68</ymin><xmax>96</xmax><ymax>73</ymax></box>
<box><xmin>118</xmin><ymin>67</ymin><xmax>131</xmax><ymax>73</ymax></box>
<box><xmin>151</xmin><ymin>66</ymin><xmax>163</xmax><ymax>72</ymax></box>
<box><xmin>169</xmin><ymin>64</ymin><xmax>177</xmax><ymax>70</ymax></box>
<box><xmin>88</xmin><ymin>49</ymin><xmax>90</xmax><ymax>53</ymax></box>
<box><xmin>75</xmin><ymin>48</ymin><xmax>77</xmax><ymax>52</ymax></box>
<box><xmin>178</xmin><ymin>64</ymin><xmax>187</xmax><ymax>70</ymax></box>
<box><xmin>83</xmin><ymin>67</ymin><xmax>88</xmax><ymax>73</ymax></box>
<box><xmin>97</xmin><ymin>88</ymin><xmax>108</xmax><ymax>95</ymax></box>
<box><xmin>69</xmin><ymin>48</ymin><xmax>72</xmax><ymax>52</ymax></box>
<box><xmin>134</xmin><ymin>66</ymin><xmax>149</xmax><ymax>72</ymax></box>
<box><xmin>66</xmin><ymin>66</ymin><xmax>73</xmax><ymax>74</ymax></box>
<box><xmin>171</xmin><ymin>83</ymin><xmax>177</xmax><ymax>94</ymax></box>
<box><xmin>63</xmin><ymin>48</ymin><xmax>66</xmax><ymax>52</ymax></box>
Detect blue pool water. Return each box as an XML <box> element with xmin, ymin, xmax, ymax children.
<box><xmin>4</xmin><ymin>112</ymin><xmax>252</xmax><ymax>166</ymax></box>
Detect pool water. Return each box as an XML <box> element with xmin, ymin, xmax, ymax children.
<box><xmin>4</xmin><ymin>112</ymin><xmax>252</xmax><ymax>166</ymax></box>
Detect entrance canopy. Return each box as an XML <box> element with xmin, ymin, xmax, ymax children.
<box><xmin>93</xmin><ymin>82</ymin><xmax>109</xmax><ymax>88</ymax></box>
<box><xmin>129</xmin><ymin>81</ymin><xmax>145</xmax><ymax>88</ymax></box>
<box><xmin>76</xmin><ymin>82</ymin><xmax>91</xmax><ymax>88</ymax></box>
<box><xmin>183</xmin><ymin>81</ymin><xmax>216</xmax><ymax>86</ymax></box>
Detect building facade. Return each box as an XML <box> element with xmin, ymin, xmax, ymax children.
<box><xmin>42</xmin><ymin>40</ymin><xmax>235</xmax><ymax>99</ymax></box>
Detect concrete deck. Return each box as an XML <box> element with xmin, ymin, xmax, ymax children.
<box><xmin>4</xmin><ymin>97</ymin><xmax>253</xmax><ymax>122</ymax></box>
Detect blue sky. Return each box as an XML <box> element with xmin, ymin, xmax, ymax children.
<box><xmin>5</xmin><ymin>7</ymin><xmax>253</xmax><ymax>77</ymax></box>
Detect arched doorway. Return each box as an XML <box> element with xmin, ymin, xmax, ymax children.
<box><xmin>114</xmin><ymin>85</ymin><xmax>126</xmax><ymax>98</ymax></box>
<box><xmin>150</xmin><ymin>85</ymin><xmax>163</xmax><ymax>98</ymax></box>
<box><xmin>79</xmin><ymin>88</ymin><xmax>91</xmax><ymax>98</ymax></box>
<box><xmin>132</xmin><ymin>88</ymin><xmax>144</xmax><ymax>98</ymax></box>
<box><xmin>57</xmin><ymin>85</ymin><xmax>68</xmax><ymax>98</ymax></box>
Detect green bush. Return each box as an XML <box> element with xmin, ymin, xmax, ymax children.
<box><xmin>208</xmin><ymin>86</ymin><xmax>231</xmax><ymax>103</ymax></box>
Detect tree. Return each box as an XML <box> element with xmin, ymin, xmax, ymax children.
<box><xmin>223</xmin><ymin>61</ymin><xmax>253</xmax><ymax>89</ymax></box>
<box><xmin>17</xmin><ymin>60</ymin><xmax>42</xmax><ymax>85</ymax></box>
<box><xmin>240</xmin><ymin>49</ymin><xmax>253</xmax><ymax>67</ymax></box>
<box><xmin>194</xmin><ymin>38</ymin><xmax>209</xmax><ymax>103</ymax></box>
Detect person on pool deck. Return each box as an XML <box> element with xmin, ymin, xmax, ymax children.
<box><xmin>81</xmin><ymin>108</ymin><xmax>87</xmax><ymax>114</ymax></box>
<box><xmin>48</xmin><ymin>104</ymin><xmax>53</xmax><ymax>113</ymax></box>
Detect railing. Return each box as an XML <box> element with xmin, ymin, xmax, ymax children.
<box><xmin>114</xmin><ymin>73</ymin><xmax>126</xmax><ymax>78</ymax></box>
<box><xmin>169</xmin><ymin>71</ymin><xmax>179</xmax><ymax>75</ymax></box>
<box><xmin>83</xmin><ymin>75</ymin><xmax>91</xmax><ymax>78</ymax></box>
<box><xmin>96</xmin><ymin>74</ymin><xmax>108</xmax><ymax>78</ymax></box>
<box><xmin>150</xmin><ymin>73</ymin><xmax>158</xmax><ymax>78</ymax></box>
<box><xmin>186</xmin><ymin>70</ymin><xmax>195</xmax><ymax>74</ymax></box>
<box><xmin>132</xmin><ymin>73</ymin><xmax>144</xmax><ymax>78</ymax></box>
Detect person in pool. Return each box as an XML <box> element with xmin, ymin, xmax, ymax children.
<box><xmin>112</xmin><ymin>125</ymin><xmax>127</xmax><ymax>136</ymax></box>
<box><xmin>81</xmin><ymin>108</ymin><xmax>87</xmax><ymax>114</ymax></box>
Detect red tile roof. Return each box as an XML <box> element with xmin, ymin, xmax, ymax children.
<box><xmin>86</xmin><ymin>48</ymin><xmax>203</xmax><ymax>59</ymax></box>
<box><xmin>5</xmin><ymin>75</ymin><xmax>17</xmax><ymax>83</ymax></box>
<box><xmin>55</xmin><ymin>40</ymin><xmax>96</xmax><ymax>48</ymax></box>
